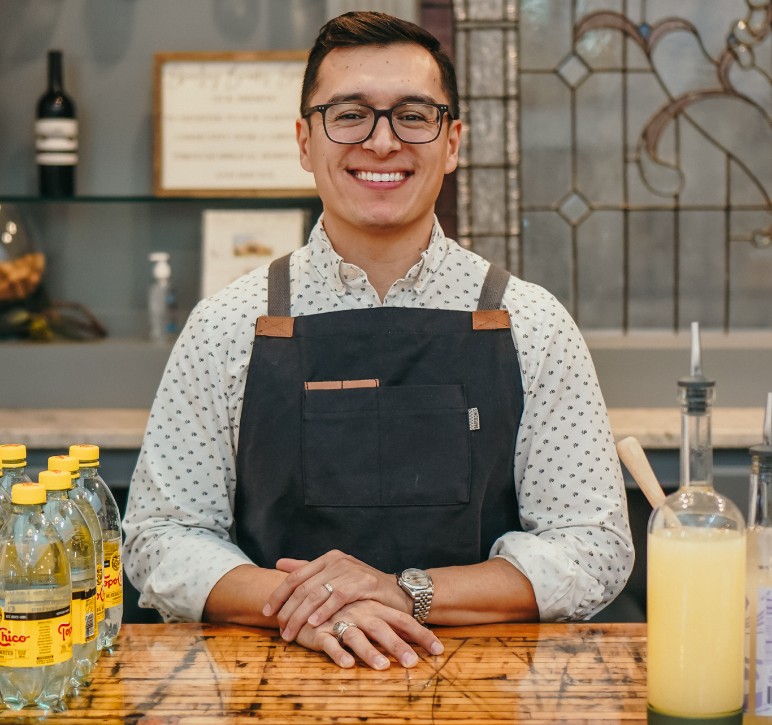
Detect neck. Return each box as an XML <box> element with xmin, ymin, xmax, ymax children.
<box><xmin>322</xmin><ymin>216</ymin><xmax>435</xmax><ymax>300</ymax></box>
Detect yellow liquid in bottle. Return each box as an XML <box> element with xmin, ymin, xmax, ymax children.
<box><xmin>647</xmin><ymin>526</ymin><xmax>746</xmax><ymax>718</ymax></box>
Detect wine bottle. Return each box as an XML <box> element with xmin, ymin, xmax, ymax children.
<box><xmin>36</xmin><ymin>50</ymin><xmax>77</xmax><ymax>197</ymax></box>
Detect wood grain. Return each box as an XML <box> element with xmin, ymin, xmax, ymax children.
<box><xmin>0</xmin><ymin>622</ymin><xmax>648</xmax><ymax>723</ymax></box>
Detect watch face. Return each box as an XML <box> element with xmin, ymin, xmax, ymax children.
<box><xmin>402</xmin><ymin>568</ymin><xmax>429</xmax><ymax>587</ymax></box>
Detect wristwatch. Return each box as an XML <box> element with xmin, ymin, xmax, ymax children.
<box><xmin>396</xmin><ymin>568</ymin><xmax>433</xmax><ymax>624</ymax></box>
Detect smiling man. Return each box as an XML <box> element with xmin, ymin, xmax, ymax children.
<box><xmin>123</xmin><ymin>11</ymin><xmax>633</xmax><ymax>671</ymax></box>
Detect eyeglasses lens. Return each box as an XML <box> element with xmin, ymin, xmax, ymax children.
<box><xmin>323</xmin><ymin>103</ymin><xmax>442</xmax><ymax>144</ymax></box>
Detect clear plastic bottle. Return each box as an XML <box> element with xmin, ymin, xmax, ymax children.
<box><xmin>40</xmin><ymin>470</ymin><xmax>98</xmax><ymax>691</ymax></box>
<box><xmin>744</xmin><ymin>393</ymin><xmax>772</xmax><ymax>724</ymax></box>
<box><xmin>647</xmin><ymin>323</ymin><xmax>746</xmax><ymax>725</ymax></box>
<box><xmin>69</xmin><ymin>444</ymin><xmax>122</xmax><ymax>648</ymax></box>
<box><xmin>0</xmin><ymin>482</ymin><xmax>72</xmax><ymax>711</ymax></box>
<box><xmin>0</xmin><ymin>443</ymin><xmax>33</xmax><ymax>492</ymax></box>
<box><xmin>49</xmin><ymin>454</ymin><xmax>105</xmax><ymax>654</ymax></box>
<box><xmin>148</xmin><ymin>252</ymin><xmax>177</xmax><ymax>343</ymax></box>
<box><xmin>0</xmin><ymin>461</ymin><xmax>10</xmax><ymax>527</ymax></box>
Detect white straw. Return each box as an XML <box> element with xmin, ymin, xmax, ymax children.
<box><xmin>690</xmin><ymin>321</ymin><xmax>702</xmax><ymax>377</ymax></box>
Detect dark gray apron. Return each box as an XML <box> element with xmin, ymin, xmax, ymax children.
<box><xmin>235</xmin><ymin>254</ymin><xmax>524</xmax><ymax>573</ymax></box>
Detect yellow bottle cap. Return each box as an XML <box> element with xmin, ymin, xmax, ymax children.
<box><xmin>11</xmin><ymin>482</ymin><xmax>46</xmax><ymax>505</ymax></box>
<box><xmin>39</xmin><ymin>469</ymin><xmax>72</xmax><ymax>491</ymax></box>
<box><xmin>69</xmin><ymin>444</ymin><xmax>99</xmax><ymax>467</ymax></box>
<box><xmin>48</xmin><ymin>454</ymin><xmax>80</xmax><ymax>478</ymax></box>
<box><xmin>0</xmin><ymin>443</ymin><xmax>27</xmax><ymax>467</ymax></box>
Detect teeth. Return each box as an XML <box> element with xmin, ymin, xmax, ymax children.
<box><xmin>355</xmin><ymin>171</ymin><xmax>405</xmax><ymax>182</ymax></box>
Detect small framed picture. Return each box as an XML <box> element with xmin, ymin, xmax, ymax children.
<box><xmin>153</xmin><ymin>51</ymin><xmax>316</xmax><ymax>197</ymax></box>
<box><xmin>201</xmin><ymin>209</ymin><xmax>307</xmax><ymax>298</ymax></box>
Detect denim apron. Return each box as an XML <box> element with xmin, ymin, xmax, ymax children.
<box><xmin>235</xmin><ymin>254</ymin><xmax>524</xmax><ymax>573</ymax></box>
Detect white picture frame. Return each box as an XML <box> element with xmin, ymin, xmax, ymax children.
<box><xmin>154</xmin><ymin>51</ymin><xmax>316</xmax><ymax>197</ymax></box>
<box><xmin>201</xmin><ymin>209</ymin><xmax>307</xmax><ymax>298</ymax></box>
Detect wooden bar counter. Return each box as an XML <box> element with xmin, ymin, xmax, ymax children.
<box><xmin>3</xmin><ymin>622</ymin><xmax>648</xmax><ymax>723</ymax></box>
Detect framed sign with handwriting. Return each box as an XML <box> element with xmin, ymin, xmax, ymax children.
<box><xmin>153</xmin><ymin>51</ymin><xmax>315</xmax><ymax>197</ymax></box>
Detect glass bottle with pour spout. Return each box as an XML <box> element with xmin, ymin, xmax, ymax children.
<box><xmin>647</xmin><ymin>322</ymin><xmax>746</xmax><ymax>725</ymax></box>
<box><xmin>744</xmin><ymin>393</ymin><xmax>772</xmax><ymax>724</ymax></box>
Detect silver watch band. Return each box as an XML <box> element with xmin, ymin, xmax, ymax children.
<box><xmin>412</xmin><ymin>589</ymin><xmax>432</xmax><ymax>624</ymax></box>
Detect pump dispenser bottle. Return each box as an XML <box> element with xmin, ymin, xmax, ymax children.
<box><xmin>647</xmin><ymin>322</ymin><xmax>746</xmax><ymax>725</ymax></box>
<box><xmin>148</xmin><ymin>252</ymin><xmax>176</xmax><ymax>343</ymax></box>
<box><xmin>744</xmin><ymin>393</ymin><xmax>772</xmax><ymax>724</ymax></box>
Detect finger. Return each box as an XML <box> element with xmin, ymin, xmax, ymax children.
<box><xmin>275</xmin><ymin>558</ymin><xmax>309</xmax><ymax>573</ymax></box>
<box><xmin>362</xmin><ymin>619</ymin><xmax>421</xmax><ymax>668</ymax></box>
<box><xmin>306</xmin><ymin>586</ymin><xmax>354</xmax><ymax>628</ymax></box>
<box><xmin>320</xmin><ymin>634</ymin><xmax>356</xmax><ymax>669</ymax></box>
<box><xmin>305</xmin><ymin>568</ymin><xmax>383</xmax><ymax>627</ymax></box>
<box><xmin>279</xmin><ymin>581</ymin><xmax>341</xmax><ymax>641</ymax></box>
<box><xmin>387</xmin><ymin>614</ymin><xmax>445</xmax><ymax>657</ymax></box>
<box><xmin>339</xmin><ymin>628</ymin><xmax>391</xmax><ymax>671</ymax></box>
<box><xmin>263</xmin><ymin>558</ymin><xmax>328</xmax><ymax>616</ymax></box>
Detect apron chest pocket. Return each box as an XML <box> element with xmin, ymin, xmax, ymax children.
<box><xmin>302</xmin><ymin>384</ymin><xmax>471</xmax><ymax>507</ymax></box>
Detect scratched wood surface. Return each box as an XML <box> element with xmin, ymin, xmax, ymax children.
<box><xmin>0</xmin><ymin>622</ymin><xmax>648</xmax><ymax>724</ymax></box>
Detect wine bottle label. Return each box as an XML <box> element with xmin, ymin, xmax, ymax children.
<box><xmin>103</xmin><ymin>539</ymin><xmax>124</xmax><ymax>608</ymax></box>
<box><xmin>35</xmin><ymin>119</ymin><xmax>78</xmax><ymax>165</ymax></box>
<box><xmin>0</xmin><ymin>604</ymin><xmax>72</xmax><ymax>667</ymax></box>
<box><xmin>71</xmin><ymin>585</ymin><xmax>97</xmax><ymax>645</ymax></box>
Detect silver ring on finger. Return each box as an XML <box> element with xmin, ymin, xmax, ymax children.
<box><xmin>332</xmin><ymin>620</ymin><xmax>358</xmax><ymax>646</ymax></box>
<box><xmin>323</xmin><ymin>582</ymin><xmax>334</xmax><ymax>595</ymax></box>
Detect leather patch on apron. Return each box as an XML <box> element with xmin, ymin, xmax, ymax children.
<box><xmin>305</xmin><ymin>379</ymin><xmax>380</xmax><ymax>390</ymax></box>
<box><xmin>256</xmin><ymin>316</ymin><xmax>294</xmax><ymax>337</ymax></box>
<box><xmin>472</xmin><ymin>309</ymin><xmax>510</xmax><ymax>330</ymax></box>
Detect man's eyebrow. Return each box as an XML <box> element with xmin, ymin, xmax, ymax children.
<box><xmin>325</xmin><ymin>93</ymin><xmax>441</xmax><ymax>106</ymax></box>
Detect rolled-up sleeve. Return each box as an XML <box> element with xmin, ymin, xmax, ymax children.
<box><xmin>491</xmin><ymin>281</ymin><xmax>634</xmax><ymax>621</ymax></box>
<box><xmin>123</xmin><ymin>288</ymin><xmax>261</xmax><ymax>622</ymax></box>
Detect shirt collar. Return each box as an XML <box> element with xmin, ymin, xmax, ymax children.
<box><xmin>307</xmin><ymin>215</ymin><xmax>449</xmax><ymax>297</ymax></box>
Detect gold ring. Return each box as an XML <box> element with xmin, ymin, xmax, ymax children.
<box><xmin>332</xmin><ymin>620</ymin><xmax>358</xmax><ymax>646</ymax></box>
<box><xmin>324</xmin><ymin>582</ymin><xmax>334</xmax><ymax>595</ymax></box>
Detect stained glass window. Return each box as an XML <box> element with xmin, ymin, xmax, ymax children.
<box><xmin>449</xmin><ymin>0</ymin><xmax>771</xmax><ymax>331</ymax></box>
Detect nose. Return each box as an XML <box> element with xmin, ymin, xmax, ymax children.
<box><xmin>362</xmin><ymin>115</ymin><xmax>401</xmax><ymax>155</ymax></box>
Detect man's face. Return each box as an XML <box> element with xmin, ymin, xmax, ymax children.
<box><xmin>296</xmin><ymin>43</ymin><xmax>461</xmax><ymax>244</ymax></box>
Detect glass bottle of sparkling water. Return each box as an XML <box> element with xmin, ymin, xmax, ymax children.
<box><xmin>69</xmin><ymin>444</ymin><xmax>122</xmax><ymax>648</ymax></box>
<box><xmin>0</xmin><ymin>482</ymin><xmax>72</xmax><ymax>711</ymax></box>
<box><xmin>49</xmin><ymin>454</ymin><xmax>105</xmax><ymax>655</ymax></box>
<box><xmin>40</xmin><ymin>470</ymin><xmax>98</xmax><ymax>691</ymax></box>
<box><xmin>0</xmin><ymin>444</ymin><xmax>33</xmax><ymax>493</ymax></box>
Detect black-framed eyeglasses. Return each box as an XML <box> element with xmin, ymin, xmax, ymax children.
<box><xmin>301</xmin><ymin>102</ymin><xmax>454</xmax><ymax>145</ymax></box>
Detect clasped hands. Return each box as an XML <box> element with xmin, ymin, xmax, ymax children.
<box><xmin>262</xmin><ymin>550</ymin><xmax>443</xmax><ymax>670</ymax></box>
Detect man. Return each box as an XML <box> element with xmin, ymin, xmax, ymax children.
<box><xmin>123</xmin><ymin>11</ymin><xmax>633</xmax><ymax>671</ymax></box>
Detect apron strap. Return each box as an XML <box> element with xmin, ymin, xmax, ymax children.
<box><xmin>267</xmin><ymin>253</ymin><xmax>293</xmax><ymax>316</ymax></box>
<box><xmin>477</xmin><ymin>263</ymin><xmax>511</xmax><ymax>311</ymax></box>
<box><xmin>266</xmin><ymin>253</ymin><xmax>511</xmax><ymax>315</ymax></box>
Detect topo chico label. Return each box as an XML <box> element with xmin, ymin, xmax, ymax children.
<box><xmin>95</xmin><ymin>561</ymin><xmax>105</xmax><ymax>624</ymax></box>
<box><xmin>71</xmin><ymin>585</ymin><xmax>97</xmax><ymax>645</ymax></box>
<box><xmin>35</xmin><ymin>118</ymin><xmax>78</xmax><ymax>165</ymax></box>
<box><xmin>0</xmin><ymin>605</ymin><xmax>72</xmax><ymax>667</ymax></box>
<box><xmin>103</xmin><ymin>540</ymin><xmax>124</xmax><ymax>608</ymax></box>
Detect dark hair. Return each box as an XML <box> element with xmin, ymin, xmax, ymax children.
<box><xmin>301</xmin><ymin>11</ymin><xmax>459</xmax><ymax>119</ymax></box>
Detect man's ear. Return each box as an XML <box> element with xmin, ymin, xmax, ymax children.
<box><xmin>444</xmin><ymin>119</ymin><xmax>462</xmax><ymax>175</ymax></box>
<box><xmin>296</xmin><ymin>117</ymin><xmax>314</xmax><ymax>173</ymax></box>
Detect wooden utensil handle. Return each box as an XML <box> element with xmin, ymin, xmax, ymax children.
<box><xmin>616</xmin><ymin>436</ymin><xmax>667</xmax><ymax>509</ymax></box>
